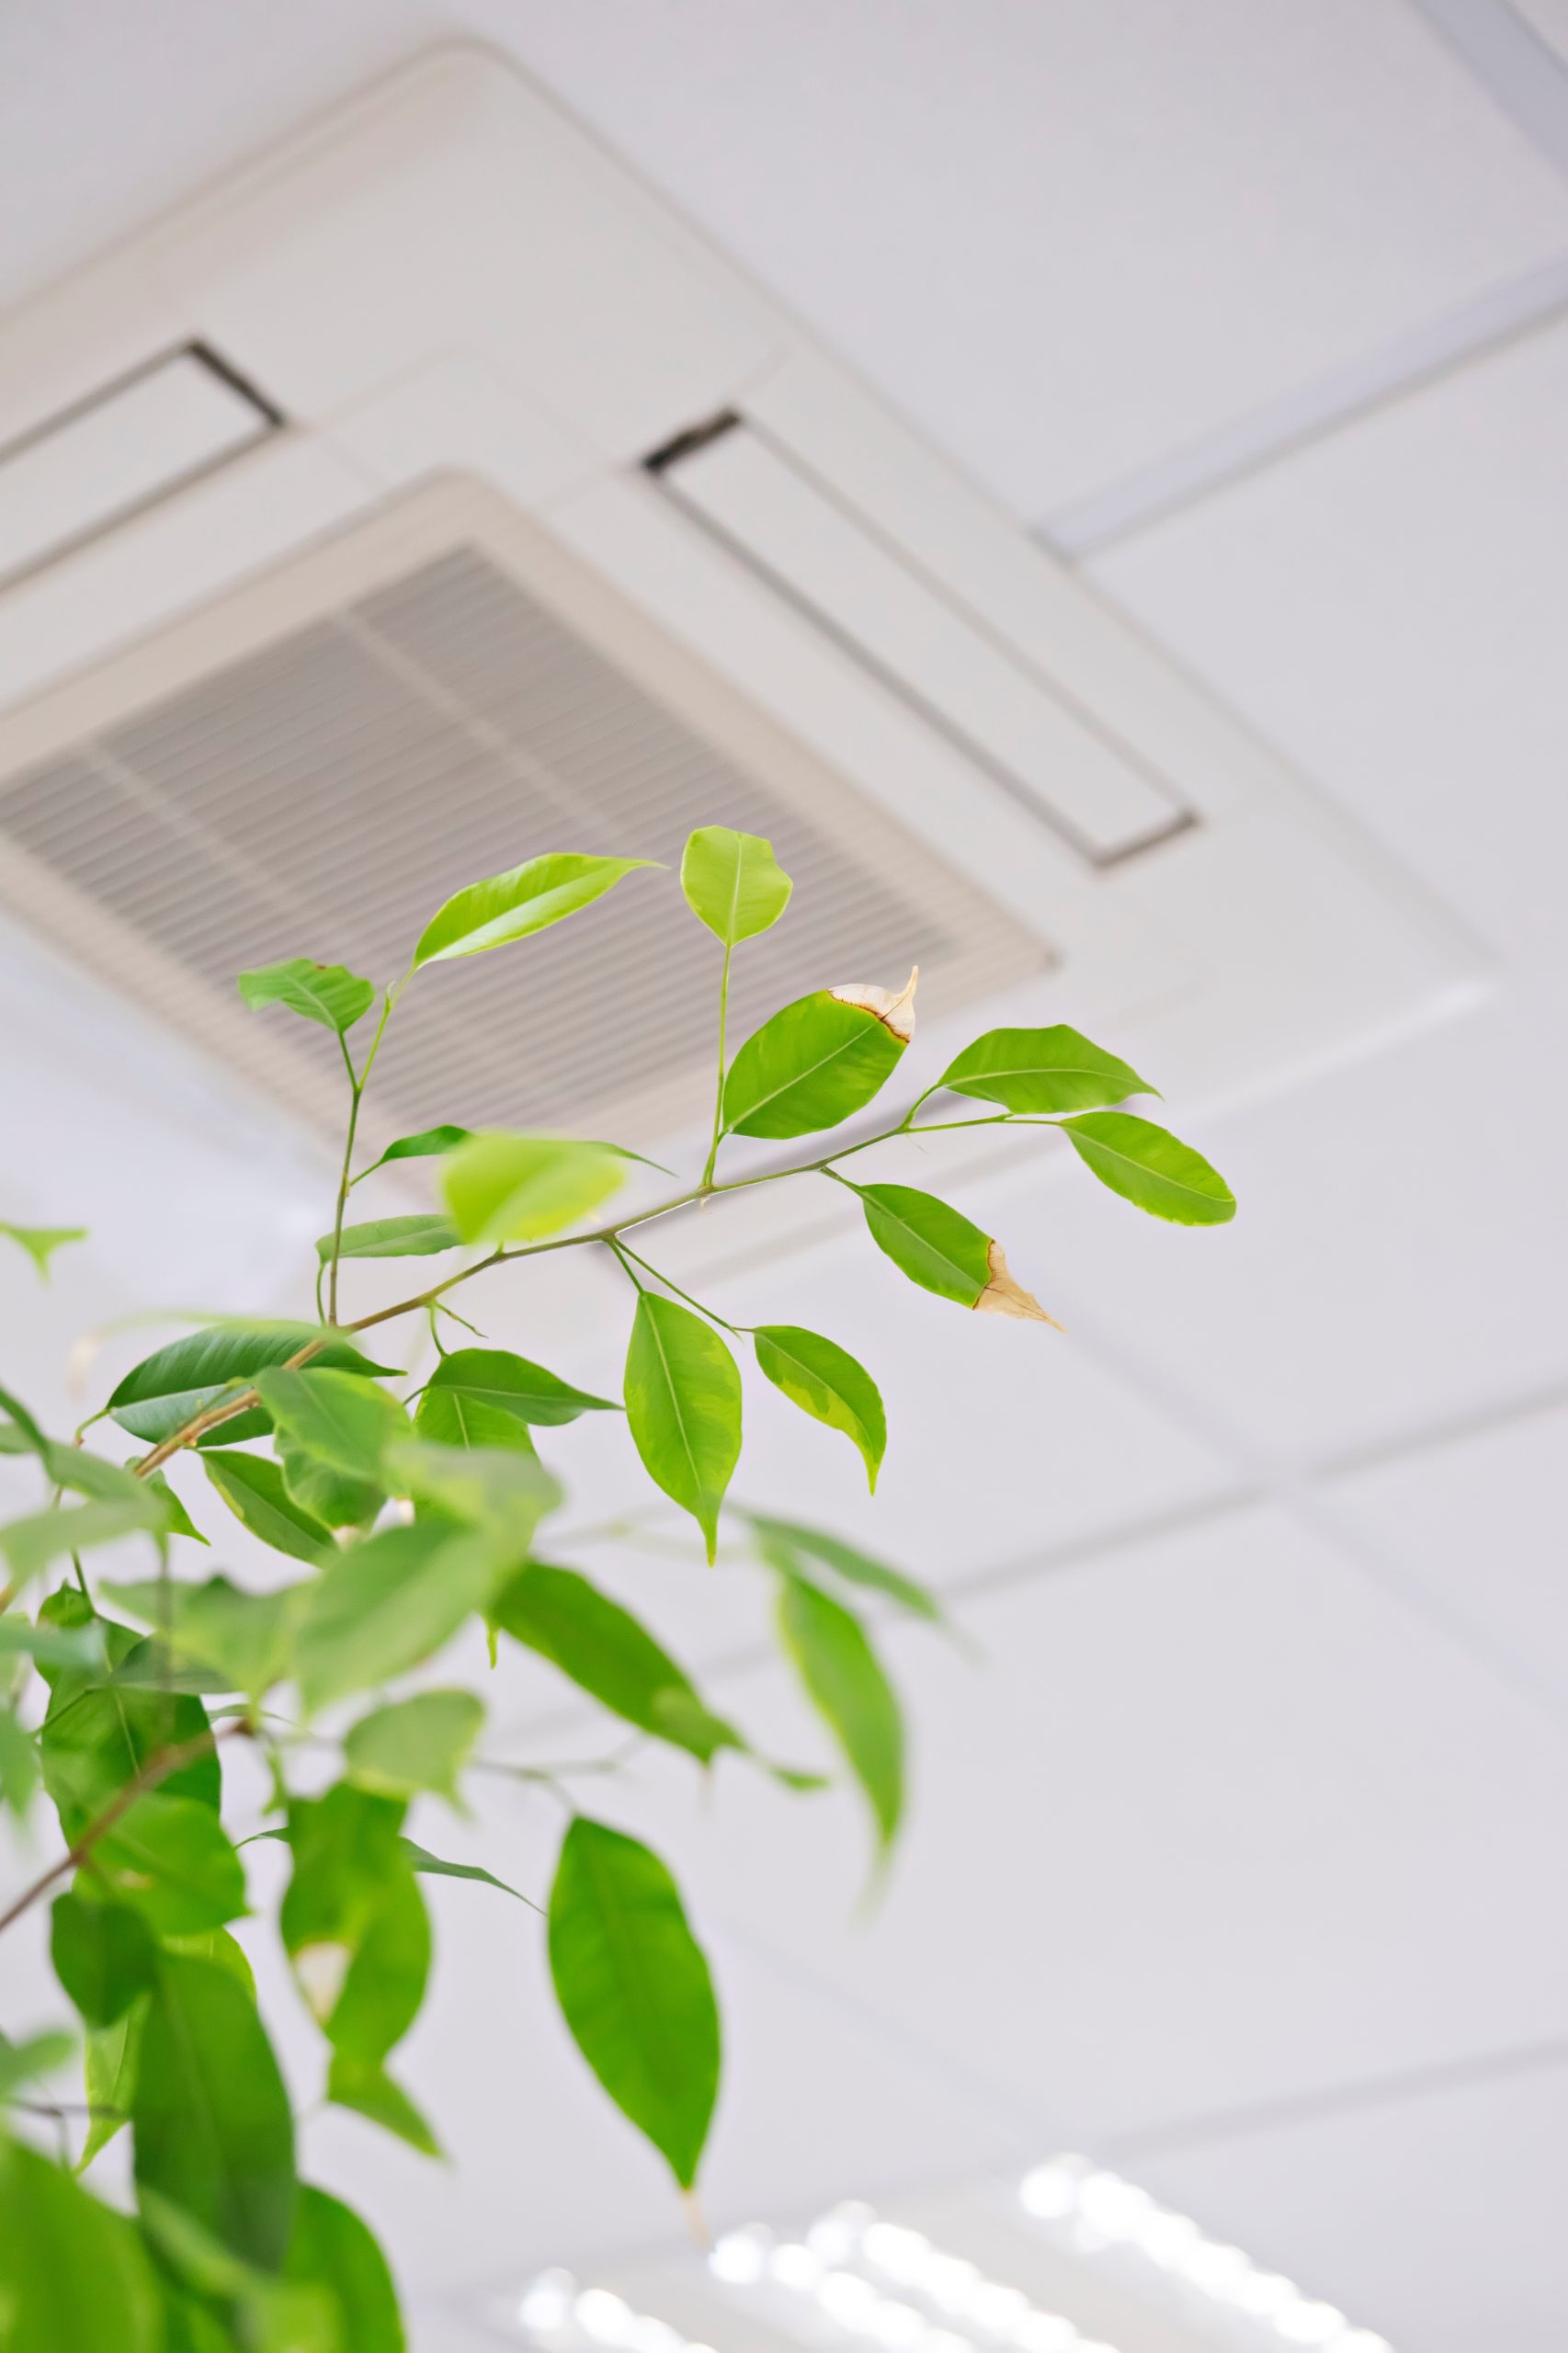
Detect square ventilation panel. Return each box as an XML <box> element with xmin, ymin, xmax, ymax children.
<box><xmin>0</xmin><ymin>476</ymin><xmax>1048</xmax><ymax>1151</ymax></box>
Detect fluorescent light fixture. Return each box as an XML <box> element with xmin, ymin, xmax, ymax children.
<box><xmin>649</xmin><ymin>415</ymin><xmax>1190</xmax><ymax>867</ymax></box>
<box><xmin>1017</xmin><ymin>2157</ymin><xmax>1394</xmax><ymax>2353</ymax></box>
<box><xmin>0</xmin><ymin>345</ymin><xmax>278</xmax><ymax>589</ymax></box>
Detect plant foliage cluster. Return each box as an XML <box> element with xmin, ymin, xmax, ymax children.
<box><xmin>0</xmin><ymin>826</ymin><xmax>1233</xmax><ymax>2347</ymax></box>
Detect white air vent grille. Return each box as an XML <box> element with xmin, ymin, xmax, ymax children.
<box><xmin>0</xmin><ymin>529</ymin><xmax>1047</xmax><ymax>1145</ymax></box>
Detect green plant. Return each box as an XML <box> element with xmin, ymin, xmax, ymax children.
<box><xmin>0</xmin><ymin>825</ymin><xmax>1233</xmax><ymax>2347</ymax></box>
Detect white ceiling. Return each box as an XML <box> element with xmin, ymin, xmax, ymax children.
<box><xmin>3</xmin><ymin>6</ymin><xmax>1567</xmax><ymax>2351</ymax></box>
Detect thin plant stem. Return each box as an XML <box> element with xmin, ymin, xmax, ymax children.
<box><xmin>611</xmin><ymin>1241</ymin><xmax>742</xmax><ymax>1333</ymax></box>
<box><xmin>325</xmin><ymin>986</ymin><xmax>397</xmax><ymax>1324</ymax></box>
<box><xmin>699</xmin><ymin>940</ymin><xmax>733</xmax><ymax>1191</ymax></box>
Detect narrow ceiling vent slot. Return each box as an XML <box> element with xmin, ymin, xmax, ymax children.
<box><xmin>649</xmin><ymin>415</ymin><xmax>1193</xmax><ymax>867</ymax></box>
<box><xmin>0</xmin><ymin>501</ymin><xmax>1047</xmax><ymax>1148</ymax></box>
<box><xmin>0</xmin><ymin>344</ymin><xmax>281</xmax><ymax>592</ymax></box>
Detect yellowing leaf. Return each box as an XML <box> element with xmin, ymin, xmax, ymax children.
<box><xmin>679</xmin><ymin>825</ymin><xmax>792</xmax><ymax>944</ymax></box>
<box><xmin>974</xmin><ymin>1241</ymin><xmax>1062</xmax><ymax>1326</ymax></box>
<box><xmin>829</xmin><ymin>964</ymin><xmax>918</xmax><ymax>1044</ymax></box>
<box><xmin>441</xmin><ymin>1133</ymin><xmax>625</xmax><ymax>1245</ymax></box>
<box><xmin>237</xmin><ymin>959</ymin><xmax>375</xmax><ymax>1035</ymax></box>
<box><xmin>412</xmin><ymin>853</ymin><xmax>655</xmax><ymax>967</ymax></box>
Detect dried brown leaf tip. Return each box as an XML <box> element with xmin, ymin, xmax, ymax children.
<box><xmin>974</xmin><ymin>1239</ymin><xmax>1064</xmax><ymax>1326</ymax></box>
<box><xmin>830</xmin><ymin>964</ymin><xmax>919</xmax><ymax>1044</ymax></box>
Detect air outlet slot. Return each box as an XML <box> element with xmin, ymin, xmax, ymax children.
<box><xmin>0</xmin><ymin>483</ymin><xmax>1048</xmax><ymax>1149</ymax></box>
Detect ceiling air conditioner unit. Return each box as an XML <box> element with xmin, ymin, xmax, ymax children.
<box><xmin>0</xmin><ymin>45</ymin><xmax>1482</xmax><ymax>1157</ymax></box>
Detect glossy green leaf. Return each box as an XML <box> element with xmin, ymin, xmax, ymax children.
<box><xmin>100</xmin><ymin>1574</ymin><xmax>305</xmax><ymax>1697</ymax></box>
<box><xmin>315</xmin><ymin>1214</ymin><xmax>462</xmax><ymax>1262</ymax></box>
<box><xmin>295</xmin><ymin>1522</ymin><xmax>514</xmax><ymax>1714</ymax></box>
<box><xmin>679</xmin><ymin>824</ymin><xmax>792</xmax><ymax>944</ymax></box>
<box><xmin>324</xmin><ymin>2055</ymin><xmax>441</xmax><ymax>2157</ymax></box>
<box><xmin>108</xmin><ymin>1324</ymin><xmax>398</xmax><ymax>1449</ymax></box>
<box><xmin>237</xmin><ymin>958</ymin><xmax>375</xmax><ymax>1035</ymax></box>
<box><xmin>399</xmin><ymin>1837</ymin><xmax>529</xmax><ymax>1904</ymax></box>
<box><xmin>858</xmin><ymin>1181</ymin><xmax>989</xmax><ymax>1304</ymax></box>
<box><xmin>492</xmin><ymin>1563</ymin><xmax>739</xmax><ymax>1762</ymax></box>
<box><xmin>281</xmin><ymin>1786</ymin><xmax>429</xmax><ymax>2071</ymax></box>
<box><xmin>252</xmin><ymin>1367</ymin><xmax>410</xmax><ymax>1530</ymax></box>
<box><xmin>421</xmin><ymin>1347</ymin><xmax>619</xmax><ymax>1430</ymax></box>
<box><xmin>95</xmin><ymin>1791</ymin><xmax>246</xmax><ymax>1936</ymax></box>
<box><xmin>352</xmin><ymin>1123</ymin><xmax>474</xmax><ymax>1183</ymax></box>
<box><xmin>440</xmin><ymin>1131</ymin><xmax>625</xmax><ymax>1245</ymax></box>
<box><xmin>747</xmin><ymin>1513</ymin><xmax>941</xmax><ymax>1622</ymax></box>
<box><xmin>345</xmin><ymin>1690</ymin><xmax>484</xmax><ymax>1804</ymax></box>
<box><xmin>0</xmin><ymin>2135</ymin><xmax>165</xmax><ymax>2353</ymax></box>
<box><xmin>722</xmin><ymin>990</ymin><xmax>906</xmax><ymax>1139</ymax></box>
<box><xmin>285</xmin><ymin>2185</ymin><xmax>406</xmax><ymax>2353</ymax></box>
<box><xmin>132</xmin><ymin>1951</ymin><xmax>296</xmax><ymax>2271</ymax></box>
<box><xmin>548</xmin><ymin>1817</ymin><xmax>720</xmax><ymax>2189</ymax></box>
<box><xmin>39</xmin><ymin>1597</ymin><xmax>220</xmax><ymax>1831</ymax></box>
<box><xmin>1060</xmin><ymin>1111</ymin><xmax>1237</xmax><ymax>1225</ymax></box>
<box><xmin>623</xmin><ymin>1293</ymin><xmax>742</xmax><ymax>1563</ymax></box>
<box><xmin>0</xmin><ymin>1491</ymin><xmax>165</xmax><ymax>1581</ymax></box>
<box><xmin>0</xmin><ymin>1222</ymin><xmax>86</xmax><ymax>1278</ymax></box>
<box><xmin>202</xmin><ymin>1449</ymin><xmax>334</xmax><ymax>1566</ymax></box>
<box><xmin>777</xmin><ymin>1575</ymin><xmax>904</xmax><ymax>1851</ymax></box>
<box><xmin>414</xmin><ymin>1384</ymin><xmax>537</xmax><ymax>1456</ymax></box>
<box><xmin>412</xmin><ymin>852</ymin><xmax>654</xmax><ymax>967</ymax></box>
<box><xmin>751</xmin><ymin>1325</ymin><xmax>886</xmax><ymax>1491</ymax></box>
<box><xmin>50</xmin><ymin>1892</ymin><xmax>156</xmax><ymax>2026</ymax></box>
<box><xmin>937</xmin><ymin>1023</ymin><xmax>1154</xmax><ymax>1113</ymax></box>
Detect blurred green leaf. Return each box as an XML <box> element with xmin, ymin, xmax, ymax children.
<box><xmin>39</xmin><ymin>1599</ymin><xmax>219</xmax><ymax>1831</ymax></box>
<box><xmin>0</xmin><ymin>1614</ymin><xmax>107</xmax><ymax>1670</ymax></box>
<box><xmin>441</xmin><ymin>1132</ymin><xmax>624</xmax><ymax>1245</ymax></box>
<box><xmin>202</xmin><ymin>1449</ymin><xmax>334</xmax><ymax>1566</ymax></box>
<box><xmin>751</xmin><ymin>1325</ymin><xmax>886</xmax><ymax>1492</ymax></box>
<box><xmin>253</xmin><ymin>1368</ymin><xmax>410</xmax><ymax>1530</ymax></box>
<box><xmin>315</xmin><ymin>1215</ymin><xmax>462</xmax><ymax>1262</ymax></box>
<box><xmin>324</xmin><ymin>2056</ymin><xmax>441</xmax><ymax>2157</ymax></box>
<box><xmin>398</xmin><ymin>1837</ymin><xmax>528</xmax><ymax>1904</ymax></box>
<box><xmin>386</xmin><ymin>1441</ymin><xmax>559</xmax><ymax>1541</ymax></box>
<box><xmin>548</xmin><ymin>1817</ymin><xmax>719</xmax><ymax>2190</ymax></box>
<box><xmin>108</xmin><ymin>1324</ymin><xmax>398</xmax><ymax>1449</ymax></box>
<box><xmin>623</xmin><ymin>1294</ymin><xmax>742</xmax><ymax>1563</ymax></box>
<box><xmin>101</xmin><ymin>1574</ymin><xmax>305</xmax><ymax>1698</ymax></box>
<box><xmin>95</xmin><ymin>1792</ymin><xmax>245</xmax><ymax>1937</ymax></box>
<box><xmin>281</xmin><ymin>1786</ymin><xmax>429</xmax><ymax>2075</ymax></box>
<box><xmin>747</xmin><ymin>1513</ymin><xmax>941</xmax><ymax>1623</ymax></box>
<box><xmin>284</xmin><ymin>2184</ymin><xmax>406</xmax><ymax>2352</ymax></box>
<box><xmin>679</xmin><ymin>825</ymin><xmax>792</xmax><ymax>944</ymax></box>
<box><xmin>237</xmin><ymin>959</ymin><xmax>374</xmax><ymax>1035</ymax></box>
<box><xmin>0</xmin><ymin>1492</ymin><xmax>165</xmax><ymax>1582</ymax></box>
<box><xmin>1060</xmin><ymin>1111</ymin><xmax>1236</xmax><ymax>1225</ymax></box>
<box><xmin>722</xmin><ymin>989</ymin><xmax>907</xmax><ymax>1140</ymax></box>
<box><xmin>0</xmin><ymin>1701</ymin><xmax>40</xmax><ymax>1820</ymax></box>
<box><xmin>492</xmin><ymin>1562</ymin><xmax>739</xmax><ymax>1763</ymax></box>
<box><xmin>937</xmin><ymin>1024</ymin><xmax>1154</xmax><ymax>1113</ymax></box>
<box><xmin>0</xmin><ymin>1222</ymin><xmax>86</xmax><ymax>1279</ymax></box>
<box><xmin>0</xmin><ymin>2134</ymin><xmax>165</xmax><ymax>2352</ymax></box>
<box><xmin>413</xmin><ymin>852</ymin><xmax>655</xmax><ymax>967</ymax></box>
<box><xmin>0</xmin><ymin>2028</ymin><xmax>75</xmax><ymax>2098</ymax></box>
<box><xmin>294</xmin><ymin>1523</ymin><xmax>514</xmax><ymax>1714</ymax></box>
<box><xmin>132</xmin><ymin>1952</ymin><xmax>296</xmax><ymax>2271</ymax></box>
<box><xmin>421</xmin><ymin>1347</ymin><xmax>619</xmax><ymax>1430</ymax></box>
<box><xmin>344</xmin><ymin>1691</ymin><xmax>483</xmax><ymax>1805</ymax></box>
<box><xmin>777</xmin><ymin>1575</ymin><xmax>903</xmax><ymax>1853</ymax></box>
<box><xmin>50</xmin><ymin>1892</ymin><xmax>157</xmax><ymax>2027</ymax></box>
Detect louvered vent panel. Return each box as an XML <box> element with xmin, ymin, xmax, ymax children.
<box><xmin>0</xmin><ymin>545</ymin><xmax>1047</xmax><ymax>1142</ymax></box>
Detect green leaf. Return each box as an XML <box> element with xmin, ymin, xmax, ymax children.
<box><xmin>747</xmin><ymin>1513</ymin><xmax>941</xmax><ymax>1623</ymax></box>
<box><xmin>548</xmin><ymin>1817</ymin><xmax>720</xmax><ymax>2190</ymax></box>
<box><xmin>108</xmin><ymin>1324</ymin><xmax>399</xmax><ymax>1448</ymax></box>
<box><xmin>202</xmin><ymin>1449</ymin><xmax>334</xmax><ymax>1566</ymax></box>
<box><xmin>722</xmin><ymin>988</ymin><xmax>908</xmax><ymax>1139</ymax></box>
<box><xmin>315</xmin><ymin>1214</ymin><xmax>462</xmax><ymax>1262</ymax></box>
<box><xmin>0</xmin><ymin>1222</ymin><xmax>86</xmax><ymax>1279</ymax></box>
<box><xmin>0</xmin><ymin>1379</ymin><xmax>50</xmax><ymax>1460</ymax></box>
<box><xmin>81</xmin><ymin>2003</ymin><xmax>142</xmax><ymax>2169</ymax></box>
<box><xmin>751</xmin><ymin>1325</ymin><xmax>886</xmax><ymax>1492</ymax></box>
<box><xmin>421</xmin><ymin>1347</ymin><xmax>619</xmax><ymax>1430</ymax></box>
<box><xmin>623</xmin><ymin>1294</ymin><xmax>742</xmax><ymax>1563</ymax></box>
<box><xmin>937</xmin><ymin>1024</ymin><xmax>1155</xmax><ymax>1113</ymax></box>
<box><xmin>413</xmin><ymin>852</ymin><xmax>655</xmax><ymax>966</ymax></box>
<box><xmin>0</xmin><ymin>2135</ymin><xmax>166</xmax><ymax>2353</ymax></box>
<box><xmin>132</xmin><ymin>1951</ymin><xmax>296</xmax><ymax>2272</ymax></box>
<box><xmin>679</xmin><ymin>825</ymin><xmax>792</xmax><ymax>944</ymax></box>
<box><xmin>1060</xmin><ymin>1110</ymin><xmax>1237</xmax><ymax>1225</ymax></box>
<box><xmin>353</xmin><ymin>1124</ymin><xmax>475</xmax><ymax>1184</ymax></box>
<box><xmin>237</xmin><ymin>959</ymin><xmax>375</xmax><ymax>1035</ymax></box>
<box><xmin>39</xmin><ymin>1603</ymin><xmax>220</xmax><ymax>1830</ymax></box>
<box><xmin>398</xmin><ymin>1836</ymin><xmax>529</xmax><ymax>1903</ymax></box>
<box><xmin>295</xmin><ymin>1522</ymin><xmax>516</xmax><ymax>1714</ymax></box>
<box><xmin>492</xmin><ymin>1563</ymin><xmax>738</xmax><ymax>1763</ymax></box>
<box><xmin>777</xmin><ymin>1576</ymin><xmax>904</xmax><ymax>1852</ymax></box>
<box><xmin>345</xmin><ymin>1690</ymin><xmax>484</xmax><ymax>1804</ymax></box>
<box><xmin>0</xmin><ymin>1702</ymin><xmax>40</xmax><ymax>1820</ymax></box>
<box><xmin>0</xmin><ymin>2029</ymin><xmax>75</xmax><ymax>2098</ymax></box>
<box><xmin>284</xmin><ymin>2185</ymin><xmax>406</xmax><ymax>2353</ymax></box>
<box><xmin>858</xmin><ymin>1182</ymin><xmax>1055</xmax><ymax>1322</ymax></box>
<box><xmin>252</xmin><ymin>1368</ymin><xmax>409</xmax><ymax>1530</ymax></box>
<box><xmin>413</xmin><ymin>1385</ymin><xmax>537</xmax><ymax>1457</ymax></box>
<box><xmin>281</xmin><ymin>1786</ymin><xmax>429</xmax><ymax>2072</ymax></box>
<box><xmin>100</xmin><ymin>1574</ymin><xmax>305</xmax><ymax>1697</ymax></box>
<box><xmin>50</xmin><ymin>1892</ymin><xmax>157</xmax><ymax>2026</ymax></box>
<box><xmin>440</xmin><ymin>1131</ymin><xmax>625</xmax><ymax>1245</ymax></box>
<box><xmin>0</xmin><ymin>1492</ymin><xmax>166</xmax><ymax>1582</ymax></box>
<box><xmin>386</xmin><ymin>1441</ymin><xmax>560</xmax><ymax>1540</ymax></box>
<box><xmin>324</xmin><ymin>2056</ymin><xmax>441</xmax><ymax>2156</ymax></box>
<box><xmin>0</xmin><ymin>1613</ymin><xmax>107</xmax><ymax>1670</ymax></box>
<box><xmin>95</xmin><ymin>1791</ymin><xmax>246</xmax><ymax>1936</ymax></box>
